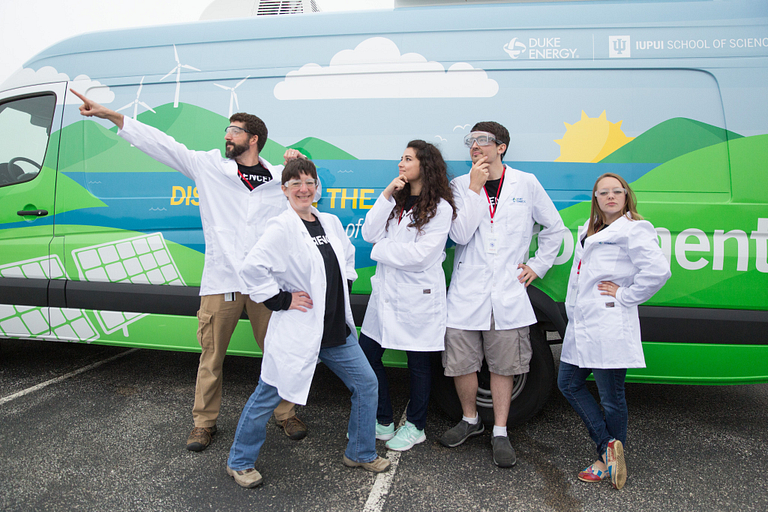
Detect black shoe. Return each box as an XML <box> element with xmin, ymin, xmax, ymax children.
<box><xmin>491</xmin><ymin>435</ymin><xmax>516</xmax><ymax>467</ymax></box>
<box><xmin>439</xmin><ymin>419</ymin><xmax>484</xmax><ymax>448</ymax></box>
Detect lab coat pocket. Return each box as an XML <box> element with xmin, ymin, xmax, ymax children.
<box><xmin>583</xmin><ymin>298</ymin><xmax>624</xmax><ymax>346</ymax></box>
<box><xmin>450</xmin><ymin>264</ymin><xmax>488</xmax><ymax>297</ymax></box>
<box><xmin>396</xmin><ymin>284</ymin><xmax>439</xmax><ymax>325</ymax></box>
<box><xmin>594</xmin><ymin>244</ymin><xmax>621</xmax><ymax>273</ymax></box>
<box><xmin>500</xmin><ymin>204</ymin><xmax>528</xmax><ymax>245</ymax></box>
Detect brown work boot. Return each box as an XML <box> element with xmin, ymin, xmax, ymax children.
<box><xmin>279</xmin><ymin>415</ymin><xmax>308</xmax><ymax>440</ymax></box>
<box><xmin>186</xmin><ymin>425</ymin><xmax>217</xmax><ymax>452</ymax></box>
<box><xmin>343</xmin><ymin>454</ymin><xmax>391</xmax><ymax>473</ymax></box>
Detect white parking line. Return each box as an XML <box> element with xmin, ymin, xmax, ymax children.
<box><xmin>0</xmin><ymin>348</ymin><xmax>139</xmax><ymax>406</ymax></box>
<box><xmin>363</xmin><ymin>410</ymin><xmax>408</xmax><ymax>512</ymax></box>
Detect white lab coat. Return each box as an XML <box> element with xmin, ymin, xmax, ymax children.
<box><xmin>118</xmin><ymin>117</ymin><xmax>286</xmax><ymax>296</ymax></box>
<box><xmin>360</xmin><ymin>194</ymin><xmax>453</xmax><ymax>351</ymax></box>
<box><xmin>239</xmin><ymin>207</ymin><xmax>357</xmax><ymax>405</ymax></box>
<box><xmin>446</xmin><ymin>165</ymin><xmax>567</xmax><ymax>330</ymax></box>
<box><xmin>561</xmin><ymin>214</ymin><xmax>671</xmax><ymax>369</ymax></box>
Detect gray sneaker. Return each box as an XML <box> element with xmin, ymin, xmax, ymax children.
<box><xmin>439</xmin><ymin>419</ymin><xmax>485</xmax><ymax>448</ymax></box>
<box><xmin>491</xmin><ymin>435</ymin><xmax>516</xmax><ymax>467</ymax></box>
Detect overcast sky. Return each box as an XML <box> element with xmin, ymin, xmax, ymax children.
<box><xmin>0</xmin><ymin>0</ymin><xmax>393</xmax><ymax>85</ymax></box>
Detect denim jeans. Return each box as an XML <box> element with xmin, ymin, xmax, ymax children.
<box><xmin>228</xmin><ymin>333</ymin><xmax>379</xmax><ymax>470</ymax></box>
<box><xmin>557</xmin><ymin>361</ymin><xmax>628</xmax><ymax>459</ymax></box>
<box><xmin>359</xmin><ymin>333</ymin><xmax>433</xmax><ymax>431</ymax></box>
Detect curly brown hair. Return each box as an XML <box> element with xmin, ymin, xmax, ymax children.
<box><xmin>387</xmin><ymin>140</ymin><xmax>456</xmax><ymax>233</ymax></box>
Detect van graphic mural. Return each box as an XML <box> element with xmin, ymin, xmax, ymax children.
<box><xmin>1</xmin><ymin>0</ymin><xmax>766</xmax><ymax>425</ymax></box>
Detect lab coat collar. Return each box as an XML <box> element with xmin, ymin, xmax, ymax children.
<box><xmin>583</xmin><ymin>213</ymin><xmax>631</xmax><ymax>247</ymax></box>
<box><xmin>222</xmin><ymin>155</ymin><xmax>279</xmax><ymax>191</ymax></box>
<box><xmin>494</xmin><ymin>164</ymin><xmax>519</xmax><ymax>211</ymax></box>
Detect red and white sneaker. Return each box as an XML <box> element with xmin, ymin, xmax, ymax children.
<box><xmin>577</xmin><ymin>464</ymin><xmax>609</xmax><ymax>483</ymax></box>
<box><xmin>605</xmin><ymin>439</ymin><xmax>627</xmax><ymax>489</ymax></box>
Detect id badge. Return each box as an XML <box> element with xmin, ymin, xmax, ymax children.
<box><xmin>485</xmin><ymin>233</ymin><xmax>499</xmax><ymax>254</ymax></box>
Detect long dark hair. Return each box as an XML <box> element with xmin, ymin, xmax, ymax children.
<box><xmin>387</xmin><ymin>140</ymin><xmax>456</xmax><ymax>233</ymax></box>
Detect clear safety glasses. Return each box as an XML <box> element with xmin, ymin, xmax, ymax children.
<box><xmin>224</xmin><ymin>125</ymin><xmax>252</xmax><ymax>136</ymax></box>
<box><xmin>595</xmin><ymin>188</ymin><xmax>627</xmax><ymax>198</ymax></box>
<box><xmin>285</xmin><ymin>179</ymin><xmax>318</xmax><ymax>190</ymax></box>
<box><xmin>464</xmin><ymin>132</ymin><xmax>501</xmax><ymax>147</ymax></box>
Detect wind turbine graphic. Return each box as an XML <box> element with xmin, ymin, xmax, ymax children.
<box><xmin>116</xmin><ymin>77</ymin><xmax>156</xmax><ymax>119</ymax></box>
<box><xmin>160</xmin><ymin>45</ymin><xmax>201</xmax><ymax>108</ymax></box>
<box><xmin>214</xmin><ymin>76</ymin><xmax>250</xmax><ymax>117</ymax></box>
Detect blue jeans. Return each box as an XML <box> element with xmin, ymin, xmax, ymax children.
<box><xmin>359</xmin><ymin>333</ymin><xmax>433</xmax><ymax>431</ymax></box>
<box><xmin>557</xmin><ymin>361</ymin><xmax>628</xmax><ymax>459</ymax></box>
<box><xmin>228</xmin><ymin>333</ymin><xmax>379</xmax><ymax>470</ymax></box>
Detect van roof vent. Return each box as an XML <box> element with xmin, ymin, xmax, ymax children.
<box><xmin>200</xmin><ymin>0</ymin><xmax>320</xmax><ymax>21</ymax></box>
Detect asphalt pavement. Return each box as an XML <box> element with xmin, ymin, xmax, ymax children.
<box><xmin>1</xmin><ymin>338</ymin><xmax>766</xmax><ymax>512</ymax></box>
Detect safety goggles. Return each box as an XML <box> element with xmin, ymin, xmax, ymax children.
<box><xmin>464</xmin><ymin>132</ymin><xmax>501</xmax><ymax>147</ymax></box>
<box><xmin>284</xmin><ymin>179</ymin><xmax>318</xmax><ymax>190</ymax></box>
<box><xmin>224</xmin><ymin>125</ymin><xmax>252</xmax><ymax>136</ymax></box>
<box><xmin>595</xmin><ymin>188</ymin><xmax>627</xmax><ymax>198</ymax></box>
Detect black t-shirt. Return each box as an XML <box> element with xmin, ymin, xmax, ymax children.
<box><xmin>237</xmin><ymin>162</ymin><xmax>272</xmax><ymax>191</ymax></box>
<box><xmin>399</xmin><ymin>195</ymin><xmax>419</xmax><ymax>222</ymax></box>
<box><xmin>302</xmin><ymin>217</ymin><xmax>350</xmax><ymax>347</ymax></box>
<box><xmin>484</xmin><ymin>178</ymin><xmax>502</xmax><ymax>209</ymax></box>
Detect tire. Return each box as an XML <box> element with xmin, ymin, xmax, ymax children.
<box><xmin>431</xmin><ymin>323</ymin><xmax>555</xmax><ymax>427</ymax></box>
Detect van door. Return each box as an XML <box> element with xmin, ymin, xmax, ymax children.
<box><xmin>0</xmin><ymin>83</ymin><xmax>65</xmax><ymax>338</ymax></box>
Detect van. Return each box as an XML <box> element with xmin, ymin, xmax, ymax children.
<box><xmin>1</xmin><ymin>0</ymin><xmax>766</xmax><ymax>426</ymax></box>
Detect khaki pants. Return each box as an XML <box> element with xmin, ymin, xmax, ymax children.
<box><xmin>193</xmin><ymin>293</ymin><xmax>296</xmax><ymax>427</ymax></box>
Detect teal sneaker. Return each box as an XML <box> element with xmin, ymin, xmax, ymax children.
<box><xmin>376</xmin><ymin>422</ymin><xmax>395</xmax><ymax>441</ymax></box>
<box><xmin>385</xmin><ymin>421</ymin><xmax>426</xmax><ymax>451</ymax></box>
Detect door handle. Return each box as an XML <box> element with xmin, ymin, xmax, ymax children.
<box><xmin>17</xmin><ymin>209</ymin><xmax>49</xmax><ymax>217</ymax></box>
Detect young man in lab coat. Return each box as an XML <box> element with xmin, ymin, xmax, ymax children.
<box><xmin>71</xmin><ymin>89</ymin><xmax>309</xmax><ymax>452</ymax></box>
<box><xmin>440</xmin><ymin>121</ymin><xmax>567</xmax><ymax>467</ymax></box>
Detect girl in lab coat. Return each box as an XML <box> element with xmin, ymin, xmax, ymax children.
<box><xmin>558</xmin><ymin>173</ymin><xmax>670</xmax><ymax>490</ymax></box>
<box><xmin>359</xmin><ymin>140</ymin><xmax>456</xmax><ymax>452</ymax></box>
<box><xmin>226</xmin><ymin>159</ymin><xmax>388</xmax><ymax>489</ymax></box>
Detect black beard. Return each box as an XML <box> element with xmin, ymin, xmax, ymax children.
<box><xmin>225</xmin><ymin>142</ymin><xmax>248</xmax><ymax>159</ymax></box>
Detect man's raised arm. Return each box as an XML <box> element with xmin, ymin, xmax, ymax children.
<box><xmin>70</xmin><ymin>89</ymin><xmax>124</xmax><ymax>129</ymax></box>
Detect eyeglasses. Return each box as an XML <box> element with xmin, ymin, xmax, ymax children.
<box><xmin>464</xmin><ymin>132</ymin><xmax>501</xmax><ymax>148</ymax></box>
<box><xmin>224</xmin><ymin>125</ymin><xmax>252</xmax><ymax>136</ymax></box>
<box><xmin>595</xmin><ymin>188</ymin><xmax>627</xmax><ymax>198</ymax></box>
<box><xmin>284</xmin><ymin>179</ymin><xmax>318</xmax><ymax>189</ymax></box>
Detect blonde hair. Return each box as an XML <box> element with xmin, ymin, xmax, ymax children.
<box><xmin>587</xmin><ymin>172</ymin><xmax>643</xmax><ymax>236</ymax></box>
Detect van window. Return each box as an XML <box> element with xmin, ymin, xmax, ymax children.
<box><xmin>0</xmin><ymin>94</ymin><xmax>56</xmax><ymax>187</ymax></box>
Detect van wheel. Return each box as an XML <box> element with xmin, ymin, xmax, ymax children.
<box><xmin>431</xmin><ymin>323</ymin><xmax>555</xmax><ymax>427</ymax></box>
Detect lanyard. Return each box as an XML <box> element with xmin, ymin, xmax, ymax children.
<box><xmin>398</xmin><ymin>205</ymin><xmax>412</xmax><ymax>224</ymax></box>
<box><xmin>237</xmin><ymin>168</ymin><xmax>255</xmax><ymax>190</ymax></box>
<box><xmin>482</xmin><ymin>166</ymin><xmax>506</xmax><ymax>226</ymax></box>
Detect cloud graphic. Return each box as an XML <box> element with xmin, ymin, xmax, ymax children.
<box><xmin>1</xmin><ymin>66</ymin><xmax>114</xmax><ymax>104</ymax></box>
<box><xmin>274</xmin><ymin>37</ymin><xmax>498</xmax><ymax>100</ymax></box>
<box><xmin>68</xmin><ymin>75</ymin><xmax>115</xmax><ymax>104</ymax></box>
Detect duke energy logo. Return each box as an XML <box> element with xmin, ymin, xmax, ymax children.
<box><xmin>503</xmin><ymin>38</ymin><xmax>527</xmax><ymax>59</ymax></box>
<box><xmin>609</xmin><ymin>36</ymin><xmax>631</xmax><ymax>58</ymax></box>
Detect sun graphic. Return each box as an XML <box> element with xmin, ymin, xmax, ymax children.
<box><xmin>554</xmin><ymin>110</ymin><xmax>634</xmax><ymax>162</ymax></box>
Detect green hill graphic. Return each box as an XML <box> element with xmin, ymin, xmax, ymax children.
<box><xmin>600</xmin><ymin>118</ymin><xmax>742</xmax><ymax>164</ymax></box>
<box><xmin>290</xmin><ymin>137</ymin><xmax>357</xmax><ymax>160</ymax></box>
<box><xmin>558</xmin><ymin>133</ymin><xmax>766</xmax><ymax>225</ymax></box>
<box><xmin>58</xmin><ymin>103</ymin><xmax>355</xmax><ymax>172</ymax></box>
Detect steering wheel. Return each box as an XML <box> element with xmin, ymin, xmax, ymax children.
<box><xmin>7</xmin><ymin>156</ymin><xmax>42</xmax><ymax>183</ymax></box>
<box><xmin>9</xmin><ymin>156</ymin><xmax>43</xmax><ymax>172</ymax></box>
